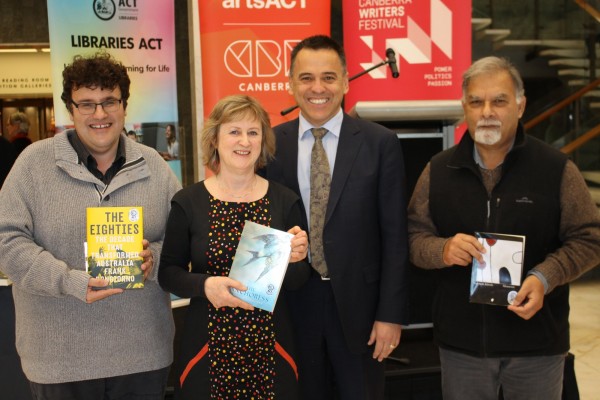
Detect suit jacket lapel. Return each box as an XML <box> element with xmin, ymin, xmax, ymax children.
<box><xmin>278</xmin><ymin>120</ymin><xmax>302</xmax><ymax>196</ymax></box>
<box><xmin>326</xmin><ymin>115</ymin><xmax>363</xmax><ymax>224</ymax></box>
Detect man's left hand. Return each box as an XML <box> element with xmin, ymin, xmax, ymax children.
<box><xmin>368</xmin><ymin>321</ymin><xmax>402</xmax><ymax>362</ymax></box>
<box><xmin>140</xmin><ymin>239</ymin><xmax>153</xmax><ymax>281</ymax></box>
<box><xmin>508</xmin><ymin>275</ymin><xmax>544</xmax><ymax>320</ymax></box>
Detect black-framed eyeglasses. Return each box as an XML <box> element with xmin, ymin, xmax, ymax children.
<box><xmin>71</xmin><ymin>99</ymin><xmax>123</xmax><ymax>115</ymax></box>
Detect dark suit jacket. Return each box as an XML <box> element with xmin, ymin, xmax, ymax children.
<box><xmin>265</xmin><ymin>113</ymin><xmax>409</xmax><ymax>353</ymax></box>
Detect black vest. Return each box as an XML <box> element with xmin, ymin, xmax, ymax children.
<box><xmin>429</xmin><ymin>126</ymin><xmax>570</xmax><ymax>356</ymax></box>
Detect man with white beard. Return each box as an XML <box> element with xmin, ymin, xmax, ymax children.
<box><xmin>407</xmin><ymin>56</ymin><xmax>600</xmax><ymax>400</ymax></box>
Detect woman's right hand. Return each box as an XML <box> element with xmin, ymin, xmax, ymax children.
<box><xmin>204</xmin><ymin>276</ymin><xmax>255</xmax><ymax>310</ymax></box>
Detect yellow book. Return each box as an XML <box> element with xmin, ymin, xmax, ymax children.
<box><xmin>86</xmin><ymin>206</ymin><xmax>144</xmax><ymax>289</ymax></box>
<box><xmin>0</xmin><ymin>270</ymin><xmax>12</xmax><ymax>286</ymax></box>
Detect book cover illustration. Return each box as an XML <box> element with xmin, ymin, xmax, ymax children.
<box><xmin>470</xmin><ymin>232</ymin><xmax>526</xmax><ymax>306</ymax></box>
<box><xmin>228</xmin><ymin>220</ymin><xmax>293</xmax><ymax>312</ymax></box>
<box><xmin>86</xmin><ymin>207</ymin><xmax>144</xmax><ymax>289</ymax></box>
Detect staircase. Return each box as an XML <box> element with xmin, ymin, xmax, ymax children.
<box><xmin>472</xmin><ymin>0</ymin><xmax>600</xmax><ymax>208</ymax></box>
<box><xmin>472</xmin><ymin>11</ymin><xmax>600</xmax><ymax>115</ymax></box>
<box><xmin>472</xmin><ymin>17</ymin><xmax>511</xmax><ymax>46</ymax></box>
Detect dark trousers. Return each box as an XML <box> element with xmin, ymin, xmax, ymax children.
<box><xmin>289</xmin><ymin>273</ymin><xmax>385</xmax><ymax>400</ymax></box>
<box><xmin>29</xmin><ymin>367</ymin><xmax>170</xmax><ymax>400</ymax></box>
<box><xmin>0</xmin><ymin>286</ymin><xmax>32</xmax><ymax>400</ymax></box>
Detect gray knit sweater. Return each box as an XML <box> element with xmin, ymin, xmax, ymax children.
<box><xmin>0</xmin><ymin>131</ymin><xmax>182</xmax><ymax>384</ymax></box>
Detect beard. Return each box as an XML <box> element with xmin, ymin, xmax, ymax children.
<box><xmin>474</xmin><ymin>119</ymin><xmax>502</xmax><ymax>145</ymax></box>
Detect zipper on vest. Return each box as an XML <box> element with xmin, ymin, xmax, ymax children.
<box><xmin>486</xmin><ymin>199</ymin><xmax>491</xmax><ymax>231</ymax></box>
<box><xmin>486</xmin><ymin>197</ymin><xmax>502</xmax><ymax>231</ymax></box>
<box><xmin>480</xmin><ymin>305</ymin><xmax>488</xmax><ymax>356</ymax></box>
<box><xmin>483</xmin><ymin>198</ymin><xmax>492</xmax><ymax>355</ymax></box>
<box><xmin>481</xmin><ymin>196</ymin><xmax>502</xmax><ymax>355</ymax></box>
<box><xmin>493</xmin><ymin>197</ymin><xmax>501</xmax><ymax>231</ymax></box>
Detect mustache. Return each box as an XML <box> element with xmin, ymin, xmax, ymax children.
<box><xmin>477</xmin><ymin>119</ymin><xmax>501</xmax><ymax>128</ymax></box>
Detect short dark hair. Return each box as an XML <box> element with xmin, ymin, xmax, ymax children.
<box><xmin>290</xmin><ymin>35</ymin><xmax>347</xmax><ymax>76</ymax></box>
<box><xmin>61</xmin><ymin>52</ymin><xmax>131</xmax><ymax>113</ymax></box>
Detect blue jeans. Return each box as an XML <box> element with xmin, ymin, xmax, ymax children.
<box><xmin>439</xmin><ymin>347</ymin><xmax>565</xmax><ymax>400</ymax></box>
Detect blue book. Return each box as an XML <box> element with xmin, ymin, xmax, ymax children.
<box><xmin>228</xmin><ymin>221</ymin><xmax>293</xmax><ymax>312</ymax></box>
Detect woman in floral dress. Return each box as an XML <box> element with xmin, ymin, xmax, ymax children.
<box><xmin>159</xmin><ymin>95</ymin><xmax>310</xmax><ymax>399</ymax></box>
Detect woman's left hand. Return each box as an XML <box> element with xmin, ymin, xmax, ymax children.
<box><xmin>288</xmin><ymin>226</ymin><xmax>308</xmax><ymax>263</ymax></box>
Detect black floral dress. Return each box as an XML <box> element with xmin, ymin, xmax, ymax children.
<box><xmin>206</xmin><ymin>197</ymin><xmax>276</xmax><ymax>398</ymax></box>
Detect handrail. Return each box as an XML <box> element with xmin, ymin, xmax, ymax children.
<box><xmin>560</xmin><ymin>123</ymin><xmax>600</xmax><ymax>154</ymax></box>
<box><xmin>573</xmin><ymin>0</ymin><xmax>600</xmax><ymax>23</ymax></box>
<box><xmin>524</xmin><ymin>78</ymin><xmax>600</xmax><ymax>130</ymax></box>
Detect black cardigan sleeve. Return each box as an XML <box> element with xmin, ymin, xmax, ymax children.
<box><xmin>158</xmin><ymin>183</ymin><xmax>210</xmax><ymax>299</ymax></box>
<box><xmin>268</xmin><ymin>181</ymin><xmax>311</xmax><ymax>290</ymax></box>
<box><xmin>158</xmin><ymin>180</ymin><xmax>310</xmax><ymax>299</ymax></box>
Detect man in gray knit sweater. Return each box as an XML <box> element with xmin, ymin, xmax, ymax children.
<box><xmin>0</xmin><ymin>53</ymin><xmax>181</xmax><ymax>399</ymax></box>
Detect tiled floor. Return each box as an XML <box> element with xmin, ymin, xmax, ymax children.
<box><xmin>569</xmin><ymin>272</ymin><xmax>600</xmax><ymax>400</ymax></box>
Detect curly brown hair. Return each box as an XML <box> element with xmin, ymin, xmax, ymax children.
<box><xmin>61</xmin><ymin>52</ymin><xmax>131</xmax><ymax>113</ymax></box>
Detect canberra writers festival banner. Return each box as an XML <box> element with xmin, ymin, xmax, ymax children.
<box><xmin>47</xmin><ymin>0</ymin><xmax>181</xmax><ymax>179</ymax></box>
<box><xmin>342</xmin><ymin>0</ymin><xmax>471</xmax><ymax>110</ymax></box>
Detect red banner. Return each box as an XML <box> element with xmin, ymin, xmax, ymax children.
<box><xmin>198</xmin><ymin>1</ymin><xmax>330</xmax><ymax>126</ymax></box>
<box><xmin>342</xmin><ymin>0</ymin><xmax>471</xmax><ymax>111</ymax></box>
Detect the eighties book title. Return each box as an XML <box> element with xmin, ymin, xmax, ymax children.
<box><xmin>86</xmin><ymin>206</ymin><xmax>144</xmax><ymax>289</ymax></box>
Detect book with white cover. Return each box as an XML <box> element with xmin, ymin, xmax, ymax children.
<box><xmin>470</xmin><ymin>232</ymin><xmax>525</xmax><ymax>306</ymax></box>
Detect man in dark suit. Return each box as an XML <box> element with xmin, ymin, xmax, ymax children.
<box><xmin>265</xmin><ymin>35</ymin><xmax>409</xmax><ymax>400</ymax></box>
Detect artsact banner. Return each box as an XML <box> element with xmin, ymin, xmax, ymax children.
<box><xmin>342</xmin><ymin>0</ymin><xmax>471</xmax><ymax>110</ymax></box>
<box><xmin>47</xmin><ymin>0</ymin><xmax>179</xmax><ymax>163</ymax></box>
<box><xmin>197</xmin><ymin>0</ymin><xmax>330</xmax><ymax>125</ymax></box>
